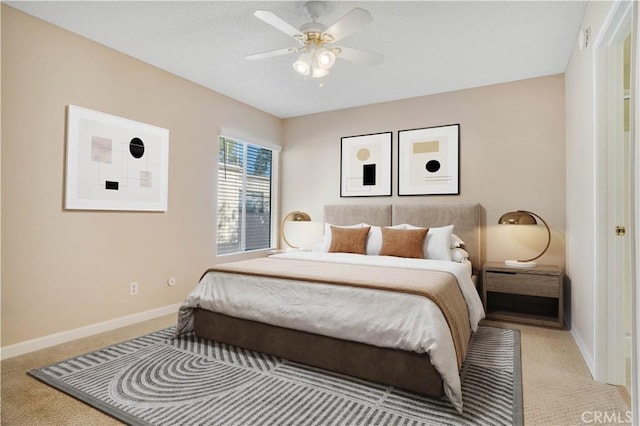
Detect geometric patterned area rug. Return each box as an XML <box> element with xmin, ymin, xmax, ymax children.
<box><xmin>29</xmin><ymin>325</ymin><xmax>522</xmax><ymax>426</ymax></box>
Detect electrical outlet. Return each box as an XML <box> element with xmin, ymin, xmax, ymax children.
<box><xmin>130</xmin><ymin>281</ymin><xmax>138</xmax><ymax>296</ymax></box>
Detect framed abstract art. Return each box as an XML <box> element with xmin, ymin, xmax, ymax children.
<box><xmin>340</xmin><ymin>131</ymin><xmax>392</xmax><ymax>197</ymax></box>
<box><xmin>64</xmin><ymin>105</ymin><xmax>169</xmax><ymax>211</ymax></box>
<box><xmin>398</xmin><ymin>124</ymin><xmax>460</xmax><ymax>196</ymax></box>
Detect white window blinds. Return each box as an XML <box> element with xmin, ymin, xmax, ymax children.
<box><xmin>217</xmin><ymin>136</ymin><xmax>274</xmax><ymax>255</ymax></box>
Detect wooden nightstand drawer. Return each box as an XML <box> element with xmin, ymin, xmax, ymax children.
<box><xmin>482</xmin><ymin>262</ymin><xmax>564</xmax><ymax>328</ymax></box>
<box><xmin>485</xmin><ymin>271</ymin><xmax>559</xmax><ymax>298</ymax></box>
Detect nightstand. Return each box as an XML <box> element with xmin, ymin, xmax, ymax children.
<box><xmin>482</xmin><ymin>262</ymin><xmax>564</xmax><ymax>328</ymax></box>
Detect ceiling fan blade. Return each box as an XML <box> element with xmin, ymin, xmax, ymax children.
<box><xmin>245</xmin><ymin>47</ymin><xmax>299</xmax><ymax>61</ymax></box>
<box><xmin>334</xmin><ymin>46</ymin><xmax>383</xmax><ymax>66</ymax></box>
<box><xmin>254</xmin><ymin>10</ymin><xmax>303</xmax><ymax>39</ymax></box>
<box><xmin>323</xmin><ymin>8</ymin><xmax>373</xmax><ymax>42</ymax></box>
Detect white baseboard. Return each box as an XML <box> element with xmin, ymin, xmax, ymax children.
<box><xmin>1</xmin><ymin>303</ymin><xmax>181</xmax><ymax>360</ymax></box>
<box><xmin>571</xmin><ymin>327</ymin><xmax>596</xmax><ymax>379</ymax></box>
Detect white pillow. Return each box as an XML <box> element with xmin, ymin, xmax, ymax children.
<box><xmin>366</xmin><ymin>226</ymin><xmax>382</xmax><ymax>255</ymax></box>
<box><xmin>451</xmin><ymin>247</ymin><xmax>470</xmax><ymax>263</ymax></box>
<box><xmin>320</xmin><ymin>223</ymin><xmax>365</xmax><ymax>252</ymax></box>
<box><xmin>405</xmin><ymin>224</ymin><xmax>454</xmax><ymax>261</ymax></box>
<box><xmin>310</xmin><ymin>234</ymin><xmax>326</xmax><ymax>252</ymax></box>
<box><xmin>451</xmin><ymin>233</ymin><xmax>465</xmax><ymax>248</ymax></box>
<box><xmin>388</xmin><ymin>224</ymin><xmax>408</xmax><ymax>230</ymax></box>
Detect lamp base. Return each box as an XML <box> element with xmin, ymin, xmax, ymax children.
<box><xmin>504</xmin><ymin>260</ymin><xmax>537</xmax><ymax>268</ymax></box>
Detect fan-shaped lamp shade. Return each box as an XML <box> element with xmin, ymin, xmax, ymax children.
<box><xmin>316</xmin><ymin>48</ymin><xmax>336</xmax><ymax>69</ymax></box>
<box><xmin>311</xmin><ymin>67</ymin><xmax>329</xmax><ymax>78</ymax></box>
<box><xmin>281</xmin><ymin>211</ymin><xmax>312</xmax><ymax>249</ymax></box>
<box><xmin>498</xmin><ymin>210</ymin><xmax>551</xmax><ymax>268</ymax></box>
<box><xmin>292</xmin><ymin>53</ymin><xmax>312</xmax><ymax>75</ymax></box>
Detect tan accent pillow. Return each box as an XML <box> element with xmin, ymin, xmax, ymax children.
<box><xmin>328</xmin><ymin>226</ymin><xmax>371</xmax><ymax>254</ymax></box>
<box><xmin>379</xmin><ymin>227</ymin><xmax>429</xmax><ymax>259</ymax></box>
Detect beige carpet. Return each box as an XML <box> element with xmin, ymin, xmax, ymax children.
<box><xmin>1</xmin><ymin>316</ymin><xmax>630</xmax><ymax>425</ymax></box>
<box><xmin>498</xmin><ymin>320</ymin><xmax>631</xmax><ymax>426</ymax></box>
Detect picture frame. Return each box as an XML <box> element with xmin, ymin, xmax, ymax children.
<box><xmin>340</xmin><ymin>131</ymin><xmax>392</xmax><ymax>197</ymax></box>
<box><xmin>398</xmin><ymin>124</ymin><xmax>460</xmax><ymax>196</ymax></box>
<box><xmin>64</xmin><ymin>105</ymin><xmax>170</xmax><ymax>211</ymax></box>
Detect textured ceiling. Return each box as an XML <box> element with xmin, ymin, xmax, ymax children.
<box><xmin>7</xmin><ymin>1</ymin><xmax>587</xmax><ymax>118</ymax></box>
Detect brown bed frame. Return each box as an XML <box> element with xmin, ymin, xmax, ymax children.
<box><xmin>194</xmin><ymin>309</ymin><xmax>444</xmax><ymax>395</ymax></box>
<box><xmin>194</xmin><ymin>203</ymin><xmax>481</xmax><ymax>397</ymax></box>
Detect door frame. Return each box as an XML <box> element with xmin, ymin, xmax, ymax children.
<box><xmin>631</xmin><ymin>2</ymin><xmax>639</xmax><ymax>422</ymax></box>
<box><xmin>593</xmin><ymin>0</ymin><xmax>633</xmax><ymax>386</ymax></box>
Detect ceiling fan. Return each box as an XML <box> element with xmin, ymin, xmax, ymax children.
<box><xmin>245</xmin><ymin>1</ymin><xmax>383</xmax><ymax>79</ymax></box>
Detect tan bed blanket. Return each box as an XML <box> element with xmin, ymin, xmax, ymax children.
<box><xmin>205</xmin><ymin>256</ymin><xmax>471</xmax><ymax>367</ymax></box>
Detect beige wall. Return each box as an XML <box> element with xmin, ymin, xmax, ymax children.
<box><xmin>1</xmin><ymin>6</ymin><xmax>281</xmax><ymax>346</ymax></box>
<box><xmin>282</xmin><ymin>75</ymin><xmax>566</xmax><ymax>267</ymax></box>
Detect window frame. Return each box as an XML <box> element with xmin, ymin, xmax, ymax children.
<box><xmin>216</xmin><ymin>134</ymin><xmax>280</xmax><ymax>257</ymax></box>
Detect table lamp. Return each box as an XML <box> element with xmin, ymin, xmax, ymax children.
<box><xmin>281</xmin><ymin>211</ymin><xmax>312</xmax><ymax>249</ymax></box>
<box><xmin>499</xmin><ymin>210</ymin><xmax>551</xmax><ymax>268</ymax></box>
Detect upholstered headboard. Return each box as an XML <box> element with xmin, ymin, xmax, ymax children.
<box><xmin>324</xmin><ymin>204</ymin><xmax>391</xmax><ymax>227</ymax></box>
<box><xmin>392</xmin><ymin>204</ymin><xmax>481</xmax><ymax>272</ymax></box>
<box><xmin>323</xmin><ymin>203</ymin><xmax>481</xmax><ymax>272</ymax></box>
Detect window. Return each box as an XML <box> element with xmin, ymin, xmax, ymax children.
<box><xmin>217</xmin><ymin>136</ymin><xmax>275</xmax><ymax>255</ymax></box>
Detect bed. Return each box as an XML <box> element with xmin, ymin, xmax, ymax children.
<box><xmin>177</xmin><ymin>203</ymin><xmax>484</xmax><ymax>412</ymax></box>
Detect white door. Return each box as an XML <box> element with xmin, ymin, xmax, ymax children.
<box><xmin>594</xmin><ymin>0</ymin><xmax>634</xmax><ymax>400</ymax></box>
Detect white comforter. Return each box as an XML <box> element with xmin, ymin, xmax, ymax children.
<box><xmin>177</xmin><ymin>251</ymin><xmax>485</xmax><ymax>412</ymax></box>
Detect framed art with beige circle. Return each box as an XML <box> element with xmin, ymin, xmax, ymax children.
<box><xmin>340</xmin><ymin>131</ymin><xmax>392</xmax><ymax>197</ymax></box>
<box><xmin>398</xmin><ymin>124</ymin><xmax>460</xmax><ymax>196</ymax></box>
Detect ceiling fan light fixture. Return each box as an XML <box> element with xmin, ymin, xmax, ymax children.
<box><xmin>292</xmin><ymin>52</ymin><xmax>312</xmax><ymax>75</ymax></box>
<box><xmin>316</xmin><ymin>48</ymin><xmax>336</xmax><ymax>70</ymax></box>
<box><xmin>248</xmin><ymin>2</ymin><xmax>382</xmax><ymax>81</ymax></box>
<box><xmin>311</xmin><ymin>66</ymin><xmax>329</xmax><ymax>79</ymax></box>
